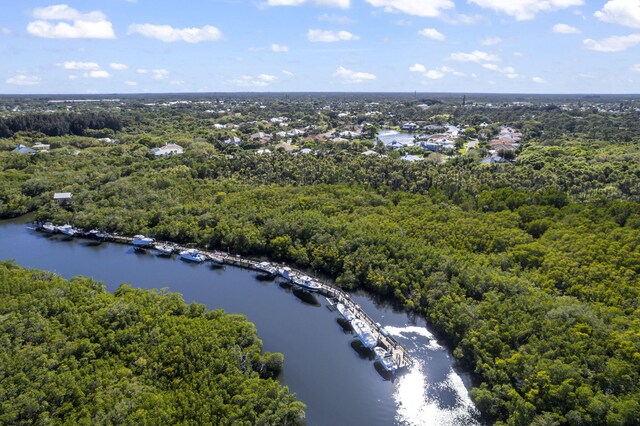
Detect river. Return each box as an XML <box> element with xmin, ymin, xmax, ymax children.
<box><xmin>0</xmin><ymin>215</ymin><xmax>481</xmax><ymax>426</ymax></box>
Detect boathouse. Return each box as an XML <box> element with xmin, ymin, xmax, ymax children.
<box><xmin>53</xmin><ymin>192</ymin><xmax>72</xmax><ymax>206</ymax></box>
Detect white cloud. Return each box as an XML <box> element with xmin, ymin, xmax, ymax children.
<box><xmin>125</xmin><ymin>80</ymin><xmax>138</xmax><ymax>86</ymax></box>
<box><xmin>409</xmin><ymin>64</ymin><xmax>462</xmax><ymax>79</ymax></box>
<box><xmin>632</xmin><ymin>64</ymin><xmax>640</xmax><ymax>72</ymax></box>
<box><xmin>5</xmin><ymin>75</ymin><xmax>41</xmax><ymax>86</ymax></box>
<box><xmin>85</xmin><ymin>70</ymin><xmax>110</xmax><ymax>79</ymax></box>
<box><xmin>441</xmin><ymin>13</ymin><xmax>483</xmax><ymax>25</ymax></box>
<box><xmin>266</xmin><ymin>0</ymin><xmax>350</xmax><ymax>8</ymax></box>
<box><xmin>32</xmin><ymin>4</ymin><xmax>105</xmax><ymax>21</ymax></box>
<box><xmin>307</xmin><ymin>29</ymin><xmax>358</xmax><ymax>42</ymax></box>
<box><xmin>553</xmin><ymin>23</ymin><xmax>580</xmax><ymax>34</ymax></box>
<box><xmin>425</xmin><ymin>69</ymin><xmax>445</xmax><ymax>79</ymax></box>
<box><xmin>110</xmin><ymin>63</ymin><xmax>128</xmax><ymax>70</ymax></box>
<box><xmin>27</xmin><ymin>4</ymin><xmax>115</xmax><ymax>39</ymax></box>
<box><xmin>595</xmin><ymin>0</ymin><xmax>640</xmax><ymax>28</ymax></box>
<box><xmin>469</xmin><ymin>0</ymin><xmax>584</xmax><ymax>21</ymax></box>
<box><xmin>532</xmin><ymin>76</ymin><xmax>546</xmax><ymax>83</ymax></box>
<box><xmin>136</xmin><ymin>68</ymin><xmax>148</xmax><ymax>74</ymax></box>
<box><xmin>365</xmin><ymin>0</ymin><xmax>454</xmax><ymax>17</ymax></box>
<box><xmin>128</xmin><ymin>24</ymin><xmax>222</xmax><ymax>43</ymax></box>
<box><xmin>271</xmin><ymin>43</ymin><xmax>289</xmax><ymax>52</ymax></box>
<box><xmin>332</xmin><ymin>66</ymin><xmax>376</xmax><ymax>83</ymax></box>
<box><xmin>258</xmin><ymin>74</ymin><xmax>278</xmax><ymax>82</ymax></box>
<box><xmin>583</xmin><ymin>34</ymin><xmax>640</xmax><ymax>52</ymax></box>
<box><xmin>58</xmin><ymin>61</ymin><xmax>100</xmax><ymax>70</ymax></box>
<box><xmin>282</xmin><ymin>70</ymin><xmax>295</xmax><ymax>76</ymax></box>
<box><xmin>318</xmin><ymin>14</ymin><xmax>354</xmax><ymax>24</ymax></box>
<box><xmin>151</xmin><ymin>69</ymin><xmax>169</xmax><ymax>80</ymax></box>
<box><xmin>418</xmin><ymin>28</ymin><xmax>445</xmax><ymax>41</ymax></box>
<box><xmin>1</xmin><ymin>28</ymin><xmax>12</xmax><ymax>35</ymax></box>
<box><xmin>228</xmin><ymin>73</ymin><xmax>279</xmax><ymax>87</ymax></box>
<box><xmin>68</xmin><ymin>75</ymin><xmax>78</xmax><ymax>80</ymax></box>
<box><xmin>482</xmin><ymin>63</ymin><xmax>519</xmax><ymax>78</ymax></box>
<box><xmin>449</xmin><ymin>50</ymin><xmax>499</xmax><ymax>63</ymax></box>
<box><xmin>481</xmin><ymin>36</ymin><xmax>502</xmax><ymax>45</ymax></box>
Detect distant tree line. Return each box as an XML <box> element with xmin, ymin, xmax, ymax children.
<box><xmin>0</xmin><ymin>112</ymin><xmax>122</xmax><ymax>138</ymax></box>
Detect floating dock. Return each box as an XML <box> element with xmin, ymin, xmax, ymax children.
<box><xmin>34</xmin><ymin>225</ymin><xmax>414</xmax><ymax>371</ymax></box>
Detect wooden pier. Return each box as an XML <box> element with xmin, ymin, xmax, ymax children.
<box><xmin>39</xmin><ymin>226</ymin><xmax>414</xmax><ymax>371</ymax></box>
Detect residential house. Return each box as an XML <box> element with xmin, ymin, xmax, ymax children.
<box><xmin>387</xmin><ymin>141</ymin><xmax>405</xmax><ymax>150</ymax></box>
<box><xmin>12</xmin><ymin>144</ymin><xmax>37</xmax><ymax>154</ymax></box>
<box><xmin>151</xmin><ymin>143</ymin><xmax>184</xmax><ymax>156</ymax></box>
<box><xmin>339</xmin><ymin>130</ymin><xmax>361</xmax><ymax>139</ymax></box>
<box><xmin>250</xmin><ymin>132</ymin><xmax>272</xmax><ymax>143</ymax></box>
<box><xmin>32</xmin><ymin>143</ymin><xmax>51</xmax><ymax>151</ymax></box>
<box><xmin>402</xmin><ymin>154</ymin><xmax>423</xmax><ymax>162</ymax></box>
<box><xmin>223</xmin><ymin>136</ymin><xmax>242</xmax><ymax>145</ymax></box>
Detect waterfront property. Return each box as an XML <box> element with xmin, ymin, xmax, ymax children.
<box><xmin>31</xmin><ymin>221</ymin><xmax>414</xmax><ymax>372</ymax></box>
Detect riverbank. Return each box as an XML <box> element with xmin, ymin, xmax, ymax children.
<box><xmin>32</xmin><ymin>221</ymin><xmax>414</xmax><ymax>371</ymax></box>
<box><xmin>1</xmin><ymin>215</ymin><xmax>481</xmax><ymax>425</ymax></box>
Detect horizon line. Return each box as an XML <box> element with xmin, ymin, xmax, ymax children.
<box><xmin>2</xmin><ymin>91</ymin><xmax>640</xmax><ymax>98</ymax></box>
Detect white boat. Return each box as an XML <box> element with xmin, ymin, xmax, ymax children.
<box><xmin>279</xmin><ymin>266</ymin><xmax>293</xmax><ymax>280</ymax></box>
<box><xmin>374</xmin><ymin>347</ymin><xmax>398</xmax><ymax>372</ymax></box>
<box><xmin>154</xmin><ymin>243</ymin><xmax>174</xmax><ymax>256</ymax></box>
<box><xmin>132</xmin><ymin>235</ymin><xmax>154</xmax><ymax>247</ymax></box>
<box><xmin>209</xmin><ymin>252</ymin><xmax>226</xmax><ymax>264</ymax></box>
<box><xmin>352</xmin><ymin>319</ymin><xmax>378</xmax><ymax>349</ymax></box>
<box><xmin>57</xmin><ymin>224</ymin><xmax>77</xmax><ymax>237</ymax></box>
<box><xmin>336</xmin><ymin>303</ymin><xmax>356</xmax><ymax>322</ymax></box>
<box><xmin>376</xmin><ymin>322</ymin><xmax>391</xmax><ymax>337</ymax></box>
<box><xmin>87</xmin><ymin>229</ymin><xmax>108</xmax><ymax>240</ymax></box>
<box><xmin>256</xmin><ymin>261</ymin><xmax>276</xmax><ymax>275</ymax></box>
<box><xmin>41</xmin><ymin>222</ymin><xmax>57</xmax><ymax>233</ymax></box>
<box><xmin>179</xmin><ymin>249</ymin><xmax>207</xmax><ymax>263</ymax></box>
<box><xmin>293</xmin><ymin>275</ymin><xmax>322</xmax><ymax>292</ymax></box>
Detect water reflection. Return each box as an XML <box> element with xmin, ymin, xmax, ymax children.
<box><xmin>388</xmin><ymin>326</ymin><xmax>480</xmax><ymax>426</ymax></box>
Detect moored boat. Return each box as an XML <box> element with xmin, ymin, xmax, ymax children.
<box><xmin>375</xmin><ymin>322</ymin><xmax>391</xmax><ymax>338</ymax></box>
<box><xmin>57</xmin><ymin>224</ymin><xmax>77</xmax><ymax>237</ymax></box>
<box><xmin>132</xmin><ymin>235</ymin><xmax>154</xmax><ymax>247</ymax></box>
<box><xmin>292</xmin><ymin>275</ymin><xmax>322</xmax><ymax>292</ymax></box>
<box><xmin>209</xmin><ymin>252</ymin><xmax>226</xmax><ymax>264</ymax></box>
<box><xmin>179</xmin><ymin>249</ymin><xmax>207</xmax><ymax>263</ymax></box>
<box><xmin>87</xmin><ymin>229</ymin><xmax>108</xmax><ymax>241</ymax></box>
<box><xmin>374</xmin><ymin>346</ymin><xmax>398</xmax><ymax>372</ymax></box>
<box><xmin>256</xmin><ymin>261</ymin><xmax>276</xmax><ymax>275</ymax></box>
<box><xmin>351</xmin><ymin>319</ymin><xmax>378</xmax><ymax>349</ymax></box>
<box><xmin>336</xmin><ymin>303</ymin><xmax>356</xmax><ymax>322</ymax></box>
<box><xmin>41</xmin><ymin>222</ymin><xmax>57</xmax><ymax>233</ymax></box>
<box><xmin>279</xmin><ymin>266</ymin><xmax>293</xmax><ymax>280</ymax></box>
<box><xmin>154</xmin><ymin>243</ymin><xmax>174</xmax><ymax>256</ymax></box>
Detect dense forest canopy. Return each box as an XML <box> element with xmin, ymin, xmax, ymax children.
<box><xmin>0</xmin><ymin>261</ymin><xmax>304</xmax><ymax>425</ymax></box>
<box><xmin>0</xmin><ymin>94</ymin><xmax>639</xmax><ymax>425</ymax></box>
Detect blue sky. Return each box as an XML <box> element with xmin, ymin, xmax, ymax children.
<box><xmin>2</xmin><ymin>0</ymin><xmax>640</xmax><ymax>94</ymax></box>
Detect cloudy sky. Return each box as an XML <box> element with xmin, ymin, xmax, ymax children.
<box><xmin>2</xmin><ymin>0</ymin><xmax>640</xmax><ymax>94</ymax></box>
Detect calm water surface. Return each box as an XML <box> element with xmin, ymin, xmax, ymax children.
<box><xmin>0</xmin><ymin>216</ymin><xmax>481</xmax><ymax>426</ymax></box>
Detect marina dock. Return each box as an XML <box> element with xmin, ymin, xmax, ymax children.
<box><xmin>38</xmin><ymin>226</ymin><xmax>414</xmax><ymax>371</ymax></box>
